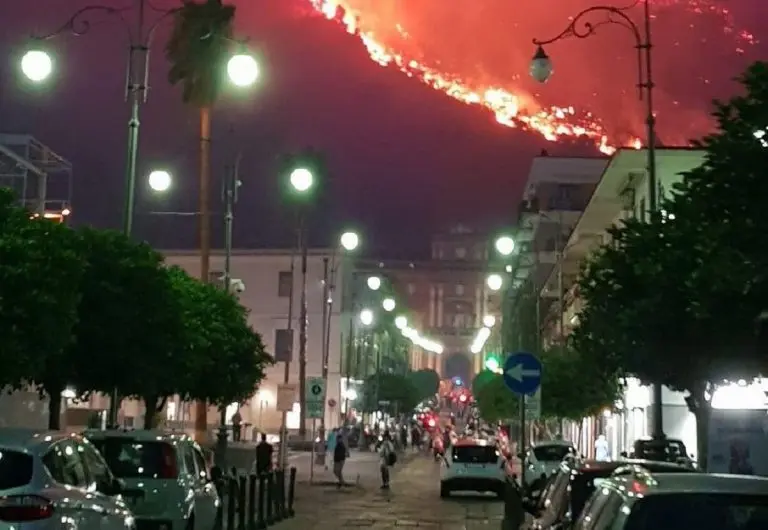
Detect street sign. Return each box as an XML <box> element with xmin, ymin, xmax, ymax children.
<box><xmin>525</xmin><ymin>388</ymin><xmax>542</xmax><ymax>420</ymax></box>
<box><xmin>276</xmin><ymin>383</ymin><xmax>298</xmax><ymax>412</ymax></box>
<box><xmin>503</xmin><ymin>352</ymin><xmax>542</xmax><ymax>395</ymax></box>
<box><xmin>306</xmin><ymin>377</ymin><xmax>326</xmax><ymax>419</ymax></box>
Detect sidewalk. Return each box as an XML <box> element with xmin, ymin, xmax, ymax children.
<box><xmin>282</xmin><ymin>452</ymin><xmax>504</xmax><ymax>530</ymax></box>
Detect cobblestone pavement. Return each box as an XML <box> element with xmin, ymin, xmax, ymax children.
<box><xmin>283</xmin><ymin>453</ymin><xmax>504</xmax><ymax>529</ymax></box>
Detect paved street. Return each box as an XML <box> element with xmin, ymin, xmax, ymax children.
<box><xmin>284</xmin><ymin>452</ymin><xmax>504</xmax><ymax>529</ymax></box>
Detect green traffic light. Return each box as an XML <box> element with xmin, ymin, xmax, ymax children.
<box><xmin>485</xmin><ymin>357</ymin><xmax>500</xmax><ymax>372</ymax></box>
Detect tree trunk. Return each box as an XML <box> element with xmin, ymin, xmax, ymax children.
<box><xmin>143</xmin><ymin>395</ymin><xmax>168</xmax><ymax>429</ymax></box>
<box><xmin>194</xmin><ymin>104</ymin><xmax>213</xmax><ymax>444</ymax></box>
<box><xmin>692</xmin><ymin>387</ymin><xmax>711</xmax><ymax>471</ymax></box>
<box><xmin>47</xmin><ymin>385</ymin><xmax>64</xmax><ymax>430</ymax></box>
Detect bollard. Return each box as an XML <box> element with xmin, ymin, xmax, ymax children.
<box><xmin>286</xmin><ymin>467</ymin><xmax>297</xmax><ymax>517</ymax></box>
<box><xmin>257</xmin><ymin>474</ymin><xmax>267</xmax><ymax>530</ymax></box>
<box><xmin>273</xmin><ymin>470</ymin><xmax>284</xmax><ymax>522</ymax></box>
<box><xmin>265</xmin><ymin>472</ymin><xmax>274</xmax><ymax>525</ymax></box>
<box><xmin>238</xmin><ymin>475</ymin><xmax>247</xmax><ymax>530</ymax></box>
<box><xmin>247</xmin><ymin>474</ymin><xmax>257</xmax><ymax>530</ymax></box>
<box><xmin>501</xmin><ymin>478</ymin><xmax>524</xmax><ymax>530</ymax></box>
<box><xmin>226</xmin><ymin>477</ymin><xmax>237</xmax><ymax>530</ymax></box>
<box><xmin>214</xmin><ymin>477</ymin><xmax>225</xmax><ymax>530</ymax></box>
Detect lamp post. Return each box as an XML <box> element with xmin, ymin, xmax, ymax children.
<box><xmin>531</xmin><ymin>0</ymin><xmax>662</xmax><ymax>438</ymax></box>
<box><xmin>22</xmin><ymin>0</ymin><xmax>259</xmax><ymax>429</ymax></box>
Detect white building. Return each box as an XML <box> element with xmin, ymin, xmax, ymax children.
<box><xmin>164</xmin><ymin>249</ymin><xmax>350</xmax><ymax>438</ymax></box>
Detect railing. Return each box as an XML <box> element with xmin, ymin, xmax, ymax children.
<box><xmin>214</xmin><ymin>466</ymin><xmax>297</xmax><ymax>530</ymax></box>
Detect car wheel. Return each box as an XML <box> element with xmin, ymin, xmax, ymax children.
<box><xmin>440</xmin><ymin>483</ymin><xmax>450</xmax><ymax>498</ymax></box>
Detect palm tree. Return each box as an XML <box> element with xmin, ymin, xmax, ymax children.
<box><xmin>166</xmin><ymin>0</ymin><xmax>236</xmax><ymax>441</ymax></box>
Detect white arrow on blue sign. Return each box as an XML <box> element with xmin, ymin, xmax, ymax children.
<box><xmin>503</xmin><ymin>352</ymin><xmax>542</xmax><ymax>395</ymax></box>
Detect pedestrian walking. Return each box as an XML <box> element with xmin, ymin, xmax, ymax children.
<box><xmin>333</xmin><ymin>430</ymin><xmax>347</xmax><ymax>488</ymax></box>
<box><xmin>325</xmin><ymin>428</ymin><xmax>338</xmax><ymax>471</ymax></box>
<box><xmin>378</xmin><ymin>430</ymin><xmax>396</xmax><ymax>490</ymax></box>
<box><xmin>231</xmin><ymin>409</ymin><xmax>242</xmax><ymax>442</ymax></box>
<box><xmin>254</xmin><ymin>433</ymin><xmax>273</xmax><ymax>475</ymax></box>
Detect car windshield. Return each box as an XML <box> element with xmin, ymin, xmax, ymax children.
<box><xmin>625</xmin><ymin>493</ymin><xmax>768</xmax><ymax>530</ymax></box>
<box><xmin>634</xmin><ymin>439</ymin><xmax>687</xmax><ymax>462</ymax></box>
<box><xmin>0</xmin><ymin>449</ymin><xmax>33</xmax><ymax>490</ymax></box>
<box><xmin>533</xmin><ymin>445</ymin><xmax>574</xmax><ymax>462</ymax></box>
<box><xmin>453</xmin><ymin>445</ymin><xmax>498</xmax><ymax>464</ymax></box>
<box><xmin>90</xmin><ymin>438</ymin><xmax>173</xmax><ymax>478</ymax></box>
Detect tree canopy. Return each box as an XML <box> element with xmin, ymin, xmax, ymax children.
<box><xmin>408</xmin><ymin>368</ymin><xmax>440</xmax><ymax>401</ymax></box>
<box><xmin>473</xmin><ymin>371</ymin><xmax>519</xmax><ymax>423</ymax></box>
<box><xmin>360</xmin><ymin>372</ymin><xmax>420</xmax><ymax>416</ymax></box>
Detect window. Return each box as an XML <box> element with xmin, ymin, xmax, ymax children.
<box><xmin>182</xmin><ymin>444</ymin><xmax>197</xmax><ymax>475</ymax></box>
<box><xmin>90</xmin><ymin>438</ymin><xmax>176</xmax><ymax>479</ymax></box>
<box><xmin>591</xmin><ymin>491</ymin><xmax>625</xmax><ymax>530</ymax></box>
<box><xmin>452</xmin><ymin>445</ymin><xmax>498</xmax><ymax>464</ymax></box>
<box><xmin>533</xmin><ymin>445</ymin><xmax>575</xmax><ymax>462</ymax></box>
<box><xmin>455</xmin><ymin>247</ymin><xmax>467</xmax><ymax>259</ymax></box>
<box><xmin>455</xmin><ymin>283</ymin><xmax>465</xmax><ymax>296</ymax></box>
<box><xmin>0</xmin><ymin>449</ymin><xmax>33</xmax><ymax>489</ymax></box>
<box><xmin>278</xmin><ymin>271</ymin><xmax>293</xmax><ymax>298</ymax></box>
<box><xmin>78</xmin><ymin>440</ymin><xmax>113</xmax><ymax>487</ymax></box>
<box><xmin>572</xmin><ymin>487</ymin><xmax>612</xmax><ymax>530</ymax></box>
<box><xmin>43</xmin><ymin>441</ymin><xmax>88</xmax><ymax>488</ymax></box>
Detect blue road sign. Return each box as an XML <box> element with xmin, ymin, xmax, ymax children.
<box><xmin>503</xmin><ymin>352</ymin><xmax>542</xmax><ymax>395</ymax></box>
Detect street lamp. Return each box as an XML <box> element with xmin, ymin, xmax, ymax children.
<box><xmin>486</xmin><ymin>274</ymin><xmax>503</xmax><ymax>292</ymax></box>
<box><xmin>148</xmin><ymin>170</ymin><xmax>172</xmax><ymax>192</ymax></box>
<box><xmin>531</xmin><ymin>0</ymin><xmax>663</xmax><ymax>438</ymax></box>
<box><xmin>360</xmin><ymin>309</ymin><xmax>374</xmax><ymax>327</ymax></box>
<box><xmin>20</xmin><ymin>49</ymin><xmax>53</xmax><ymax>82</ymax></box>
<box><xmin>289</xmin><ymin>168</ymin><xmax>314</xmax><ymax>193</ymax></box>
<box><xmin>340</xmin><ymin>231</ymin><xmax>360</xmax><ymax>251</ymax></box>
<box><xmin>483</xmin><ymin>315</ymin><xmax>496</xmax><ymax>328</ymax></box>
<box><xmin>367</xmin><ymin>276</ymin><xmax>382</xmax><ymax>291</ymax></box>
<box><xmin>394</xmin><ymin>316</ymin><xmax>408</xmax><ymax>329</ymax></box>
<box><xmin>226</xmin><ymin>52</ymin><xmax>259</xmax><ymax>87</ymax></box>
<box><xmin>382</xmin><ymin>298</ymin><xmax>396</xmax><ymax>312</ymax></box>
<box><xmin>495</xmin><ymin>236</ymin><xmax>516</xmax><ymax>257</ymax></box>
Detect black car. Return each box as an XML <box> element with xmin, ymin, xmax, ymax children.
<box><xmin>524</xmin><ymin>459</ymin><xmax>698</xmax><ymax>530</ymax></box>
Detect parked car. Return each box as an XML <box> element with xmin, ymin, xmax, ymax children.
<box><xmin>523</xmin><ymin>440</ymin><xmax>578</xmax><ymax>486</ymax></box>
<box><xmin>440</xmin><ymin>438</ymin><xmax>511</xmax><ymax>498</ymax></box>
<box><xmin>622</xmin><ymin>436</ymin><xmax>696</xmax><ymax>467</ymax></box>
<box><xmin>85</xmin><ymin>430</ymin><xmax>219</xmax><ymax>530</ymax></box>
<box><xmin>0</xmin><ymin>428</ymin><xmax>136</xmax><ymax>530</ymax></box>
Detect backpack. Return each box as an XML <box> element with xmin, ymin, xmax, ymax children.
<box><xmin>386</xmin><ymin>446</ymin><xmax>397</xmax><ymax>466</ymax></box>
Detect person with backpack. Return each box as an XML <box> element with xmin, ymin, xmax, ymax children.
<box><xmin>333</xmin><ymin>429</ymin><xmax>348</xmax><ymax>488</ymax></box>
<box><xmin>378</xmin><ymin>430</ymin><xmax>396</xmax><ymax>490</ymax></box>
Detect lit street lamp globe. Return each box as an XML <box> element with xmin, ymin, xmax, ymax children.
<box><xmin>148</xmin><ymin>170</ymin><xmax>172</xmax><ymax>192</ymax></box>
<box><xmin>530</xmin><ymin>45</ymin><xmax>553</xmax><ymax>83</ymax></box>
<box><xmin>359</xmin><ymin>309</ymin><xmax>374</xmax><ymax>327</ymax></box>
<box><xmin>495</xmin><ymin>236</ymin><xmax>515</xmax><ymax>256</ymax></box>
<box><xmin>289</xmin><ymin>167</ymin><xmax>314</xmax><ymax>193</ymax></box>
<box><xmin>21</xmin><ymin>49</ymin><xmax>53</xmax><ymax>82</ymax></box>
<box><xmin>486</xmin><ymin>273</ymin><xmax>503</xmax><ymax>292</ymax></box>
<box><xmin>394</xmin><ymin>316</ymin><xmax>407</xmax><ymax>329</ymax></box>
<box><xmin>483</xmin><ymin>315</ymin><xmax>496</xmax><ymax>328</ymax></box>
<box><xmin>367</xmin><ymin>276</ymin><xmax>381</xmax><ymax>291</ymax></box>
<box><xmin>382</xmin><ymin>298</ymin><xmax>396</xmax><ymax>312</ymax></box>
<box><xmin>227</xmin><ymin>53</ymin><xmax>259</xmax><ymax>87</ymax></box>
<box><xmin>340</xmin><ymin>231</ymin><xmax>360</xmax><ymax>251</ymax></box>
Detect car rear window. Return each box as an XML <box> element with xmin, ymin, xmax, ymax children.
<box><xmin>89</xmin><ymin>439</ymin><xmax>175</xmax><ymax>479</ymax></box>
<box><xmin>453</xmin><ymin>445</ymin><xmax>498</xmax><ymax>463</ymax></box>
<box><xmin>0</xmin><ymin>449</ymin><xmax>34</xmax><ymax>490</ymax></box>
<box><xmin>625</xmin><ymin>492</ymin><xmax>768</xmax><ymax>530</ymax></box>
<box><xmin>533</xmin><ymin>445</ymin><xmax>574</xmax><ymax>461</ymax></box>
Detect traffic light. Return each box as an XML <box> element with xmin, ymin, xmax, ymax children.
<box><xmin>485</xmin><ymin>354</ymin><xmax>501</xmax><ymax>373</ymax></box>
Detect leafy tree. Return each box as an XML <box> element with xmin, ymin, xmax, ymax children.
<box><xmin>360</xmin><ymin>372</ymin><xmax>419</xmax><ymax>416</ymax></box>
<box><xmin>68</xmin><ymin>228</ymin><xmax>185</xmax><ymax>429</ymax></box>
<box><xmin>176</xmin><ymin>267</ymin><xmax>272</xmax><ymax>411</ymax></box>
<box><xmin>471</xmin><ymin>370</ymin><xmax>497</xmax><ymax>395</ymax></box>
<box><xmin>0</xmin><ymin>190</ymin><xmax>84</xmax><ymax>427</ymax></box>
<box><xmin>408</xmin><ymin>368</ymin><xmax>440</xmax><ymax>401</ymax></box>
<box><xmin>474</xmin><ymin>372</ymin><xmax>519</xmax><ymax>423</ymax></box>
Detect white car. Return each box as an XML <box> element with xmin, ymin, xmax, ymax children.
<box><xmin>440</xmin><ymin>438</ymin><xmax>509</xmax><ymax>498</ymax></box>
<box><xmin>85</xmin><ymin>430</ymin><xmax>219</xmax><ymax>530</ymax></box>
<box><xmin>576</xmin><ymin>471</ymin><xmax>768</xmax><ymax>529</ymax></box>
<box><xmin>524</xmin><ymin>440</ymin><xmax>577</xmax><ymax>485</ymax></box>
<box><xmin>0</xmin><ymin>428</ymin><xmax>135</xmax><ymax>530</ymax></box>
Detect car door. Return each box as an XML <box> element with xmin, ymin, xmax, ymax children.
<box><xmin>572</xmin><ymin>488</ymin><xmax>613</xmax><ymax>530</ymax></box>
<box><xmin>191</xmin><ymin>443</ymin><xmax>219</xmax><ymax>530</ymax></box>
<box><xmin>77</xmin><ymin>439</ymin><xmax>131</xmax><ymax>530</ymax></box>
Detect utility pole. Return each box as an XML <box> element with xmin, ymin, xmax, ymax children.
<box><xmin>278</xmin><ymin>239</ymin><xmax>296</xmax><ymax>470</ymax></box>
<box><xmin>297</xmin><ymin>218</ymin><xmax>309</xmax><ymax>438</ymax></box>
<box><xmin>318</xmin><ymin>257</ymin><xmax>330</xmax><ymax>459</ymax></box>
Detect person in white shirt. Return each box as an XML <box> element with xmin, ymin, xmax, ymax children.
<box><xmin>378</xmin><ymin>430</ymin><xmax>396</xmax><ymax>489</ymax></box>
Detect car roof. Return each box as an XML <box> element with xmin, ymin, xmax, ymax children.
<box><xmin>0</xmin><ymin>428</ymin><xmax>82</xmax><ymax>455</ymax></box>
<box><xmin>84</xmin><ymin>429</ymin><xmax>193</xmax><ymax>443</ymax></box>
<box><xmin>533</xmin><ymin>440</ymin><xmax>575</xmax><ymax>447</ymax></box>
<box><xmin>643</xmin><ymin>473</ymin><xmax>768</xmax><ymax>495</ymax></box>
<box><xmin>454</xmin><ymin>437</ymin><xmax>493</xmax><ymax>447</ymax></box>
<box><xmin>572</xmin><ymin>459</ymin><xmax>691</xmax><ymax>474</ymax></box>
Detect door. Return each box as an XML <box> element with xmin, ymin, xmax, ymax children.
<box><xmin>77</xmin><ymin>439</ymin><xmax>130</xmax><ymax>530</ymax></box>
<box><xmin>191</xmin><ymin>443</ymin><xmax>218</xmax><ymax>530</ymax></box>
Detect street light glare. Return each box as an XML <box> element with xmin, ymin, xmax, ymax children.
<box><xmin>495</xmin><ymin>236</ymin><xmax>515</xmax><ymax>256</ymax></box>
<box><xmin>289</xmin><ymin>167</ymin><xmax>314</xmax><ymax>192</ymax></box>
<box><xmin>382</xmin><ymin>298</ymin><xmax>396</xmax><ymax>312</ymax></box>
<box><xmin>367</xmin><ymin>276</ymin><xmax>381</xmax><ymax>291</ymax></box>
<box><xmin>359</xmin><ymin>309</ymin><xmax>374</xmax><ymax>326</ymax></box>
<box><xmin>483</xmin><ymin>315</ymin><xmax>496</xmax><ymax>327</ymax></box>
<box><xmin>486</xmin><ymin>273</ymin><xmax>503</xmax><ymax>291</ymax></box>
<box><xmin>340</xmin><ymin>231</ymin><xmax>360</xmax><ymax>251</ymax></box>
<box><xmin>21</xmin><ymin>49</ymin><xmax>53</xmax><ymax>82</ymax></box>
<box><xmin>148</xmin><ymin>170</ymin><xmax>172</xmax><ymax>192</ymax></box>
<box><xmin>394</xmin><ymin>316</ymin><xmax>407</xmax><ymax>329</ymax></box>
<box><xmin>227</xmin><ymin>53</ymin><xmax>259</xmax><ymax>87</ymax></box>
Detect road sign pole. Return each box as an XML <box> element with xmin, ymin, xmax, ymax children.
<box><xmin>309</xmin><ymin>419</ymin><xmax>316</xmax><ymax>483</ymax></box>
<box><xmin>519</xmin><ymin>393</ymin><xmax>526</xmax><ymax>488</ymax></box>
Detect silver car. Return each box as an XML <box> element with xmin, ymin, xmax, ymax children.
<box><xmin>0</xmin><ymin>428</ymin><xmax>135</xmax><ymax>530</ymax></box>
